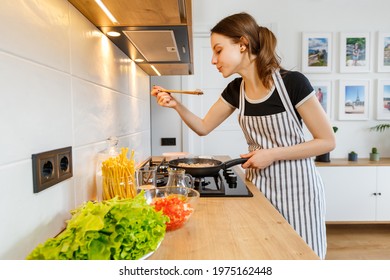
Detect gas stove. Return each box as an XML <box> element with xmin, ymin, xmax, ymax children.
<box><xmin>143</xmin><ymin>157</ymin><xmax>253</xmax><ymax>197</ymax></box>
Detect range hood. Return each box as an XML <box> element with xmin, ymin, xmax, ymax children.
<box><xmin>68</xmin><ymin>0</ymin><xmax>194</xmax><ymax>76</ymax></box>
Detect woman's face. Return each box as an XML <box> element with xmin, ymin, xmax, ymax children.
<box><xmin>210</xmin><ymin>33</ymin><xmax>244</xmax><ymax>78</ymax></box>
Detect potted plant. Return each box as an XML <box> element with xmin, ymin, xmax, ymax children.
<box><xmin>370</xmin><ymin>124</ymin><xmax>390</xmax><ymax>132</ymax></box>
<box><xmin>315</xmin><ymin>126</ymin><xmax>338</xmax><ymax>163</ymax></box>
<box><xmin>369</xmin><ymin>147</ymin><xmax>380</xmax><ymax>161</ymax></box>
<box><xmin>348</xmin><ymin>151</ymin><xmax>358</xmax><ymax>161</ymax></box>
<box><xmin>370</xmin><ymin>124</ymin><xmax>388</xmax><ymax>161</ymax></box>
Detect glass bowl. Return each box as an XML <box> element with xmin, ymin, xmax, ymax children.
<box><xmin>151</xmin><ymin>186</ymin><xmax>200</xmax><ymax>231</ymax></box>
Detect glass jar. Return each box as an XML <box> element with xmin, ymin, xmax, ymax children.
<box><xmin>95</xmin><ymin>136</ymin><xmax>119</xmax><ymax>201</ymax></box>
<box><xmin>166</xmin><ymin>168</ymin><xmax>194</xmax><ymax>188</ymax></box>
<box><xmin>101</xmin><ymin>175</ymin><xmax>136</xmax><ymax>200</ymax></box>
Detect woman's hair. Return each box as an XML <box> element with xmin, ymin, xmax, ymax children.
<box><xmin>210</xmin><ymin>12</ymin><xmax>281</xmax><ymax>89</ymax></box>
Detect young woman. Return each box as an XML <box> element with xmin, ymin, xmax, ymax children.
<box><xmin>151</xmin><ymin>12</ymin><xmax>335</xmax><ymax>259</ymax></box>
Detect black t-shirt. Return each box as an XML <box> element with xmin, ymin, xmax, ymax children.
<box><xmin>220</xmin><ymin>70</ymin><xmax>314</xmax><ymax>122</ymax></box>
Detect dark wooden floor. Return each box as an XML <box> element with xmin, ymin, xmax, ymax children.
<box><xmin>325</xmin><ymin>224</ymin><xmax>390</xmax><ymax>260</ymax></box>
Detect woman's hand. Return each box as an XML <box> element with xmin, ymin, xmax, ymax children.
<box><xmin>151</xmin><ymin>85</ymin><xmax>178</xmax><ymax>108</ymax></box>
<box><xmin>240</xmin><ymin>149</ymin><xmax>276</xmax><ymax>170</ymax></box>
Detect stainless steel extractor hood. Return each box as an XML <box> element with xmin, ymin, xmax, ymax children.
<box><xmin>123</xmin><ymin>30</ymin><xmax>181</xmax><ymax>62</ymax></box>
<box><xmin>100</xmin><ymin>25</ymin><xmax>193</xmax><ymax>76</ymax></box>
<box><xmin>68</xmin><ymin>0</ymin><xmax>194</xmax><ymax>76</ymax></box>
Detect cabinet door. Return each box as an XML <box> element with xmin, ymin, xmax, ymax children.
<box><xmin>318</xmin><ymin>166</ymin><xmax>377</xmax><ymax>221</ymax></box>
<box><xmin>376</xmin><ymin>166</ymin><xmax>390</xmax><ymax>221</ymax></box>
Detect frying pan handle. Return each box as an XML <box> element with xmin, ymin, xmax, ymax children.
<box><xmin>222</xmin><ymin>158</ymin><xmax>248</xmax><ymax>169</ymax></box>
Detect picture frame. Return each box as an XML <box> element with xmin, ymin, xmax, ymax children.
<box><xmin>338</xmin><ymin>80</ymin><xmax>370</xmax><ymax>120</ymax></box>
<box><xmin>302</xmin><ymin>32</ymin><xmax>332</xmax><ymax>73</ymax></box>
<box><xmin>377</xmin><ymin>32</ymin><xmax>390</xmax><ymax>72</ymax></box>
<box><xmin>311</xmin><ymin>80</ymin><xmax>332</xmax><ymax>118</ymax></box>
<box><xmin>340</xmin><ymin>32</ymin><xmax>370</xmax><ymax>73</ymax></box>
<box><xmin>376</xmin><ymin>79</ymin><xmax>390</xmax><ymax>120</ymax></box>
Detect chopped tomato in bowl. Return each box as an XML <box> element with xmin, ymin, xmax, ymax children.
<box><xmin>151</xmin><ymin>187</ymin><xmax>199</xmax><ymax>231</ymax></box>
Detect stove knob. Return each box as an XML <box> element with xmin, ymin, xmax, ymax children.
<box><xmin>227</xmin><ymin>174</ymin><xmax>237</xmax><ymax>189</ymax></box>
<box><xmin>227</xmin><ymin>174</ymin><xmax>237</xmax><ymax>183</ymax></box>
<box><xmin>223</xmin><ymin>169</ymin><xmax>234</xmax><ymax>177</ymax></box>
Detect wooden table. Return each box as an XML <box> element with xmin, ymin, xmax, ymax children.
<box><xmin>149</xmin><ymin>156</ymin><xmax>319</xmax><ymax>260</ymax></box>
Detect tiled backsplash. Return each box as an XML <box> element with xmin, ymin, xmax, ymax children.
<box><xmin>0</xmin><ymin>0</ymin><xmax>151</xmax><ymax>259</ymax></box>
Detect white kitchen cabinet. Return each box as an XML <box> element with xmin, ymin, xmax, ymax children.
<box><xmin>376</xmin><ymin>167</ymin><xmax>390</xmax><ymax>221</ymax></box>
<box><xmin>318</xmin><ymin>166</ymin><xmax>376</xmax><ymax>221</ymax></box>
<box><xmin>317</xmin><ymin>162</ymin><xmax>390</xmax><ymax>222</ymax></box>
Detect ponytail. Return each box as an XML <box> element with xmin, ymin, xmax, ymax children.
<box><xmin>256</xmin><ymin>26</ymin><xmax>282</xmax><ymax>88</ymax></box>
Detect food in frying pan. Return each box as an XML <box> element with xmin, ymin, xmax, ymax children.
<box><xmin>169</xmin><ymin>157</ymin><xmax>247</xmax><ymax>177</ymax></box>
<box><xmin>177</xmin><ymin>162</ymin><xmax>215</xmax><ymax>168</ymax></box>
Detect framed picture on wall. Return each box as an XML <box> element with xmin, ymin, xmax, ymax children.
<box><xmin>301</xmin><ymin>33</ymin><xmax>332</xmax><ymax>73</ymax></box>
<box><xmin>311</xmin><ymin>80</ymin><xmax>332</xmax><ymax>118</ymax></box>
<box><xmin>377</xmin><ymin>79</ymin><xmax>390</xmax><ymax>120</ymax></box>
<box><xmin>339</xmin><ymin>80</ymin><xmax>370</xmax><ymax>120</ymax></box>
<box><xmin>340</xmin><ymin>32</ymin><xmax>370</xmax><ymax>73</ymax></box>
<box><xmin>377</xmin><ymin>32</ymin><xmax>390</xmax><ymax>72</ymax></box>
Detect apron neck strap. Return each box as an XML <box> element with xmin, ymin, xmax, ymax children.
<box><xmin>272</xmin><ymin>70</ymin><xmax>302</xmax><ymax>128</ymax></box>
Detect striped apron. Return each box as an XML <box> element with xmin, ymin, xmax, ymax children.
<box><xmin>238</xmin><ymin>70</ymin><xmax>327</xmax><ymax>259</ymax></box>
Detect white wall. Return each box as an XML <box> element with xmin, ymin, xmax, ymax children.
<box><xmin>150</xmin><ymin>76</ymin><xmax>185</xmax><ymax>155</ymax></box>
<box><xmin>0</xmin><ymin>0</ymin><xmax>151</xmax><ymax>259</ymax></box>
<box><xmin>151</xmin><ymin>0</ymin><xmax>390</xmax><ymax>159</ymax></box>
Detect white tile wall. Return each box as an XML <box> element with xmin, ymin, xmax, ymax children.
<box><xmin>0</xmin><ymin>53</ymin><xmax>73</xmax><ymax>165</ymax></box>
<box><xmin>0</xmin><ymin>0</ymin><xmax>151</xmax><ymax>259</ymax></box>
<box><xmin>0</xmin><ymin>0</ymin><xmax>70</xmax><ymax>72</ymax></box>
<box><xmin>69</xmin><ymin>5</ymin><xmax>130</xmax><ymax>93</ymax></box>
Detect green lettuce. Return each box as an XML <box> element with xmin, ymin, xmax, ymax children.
<box><xmin>27</xmin><ymin>193</ymin><xmax>168</xmax><ymax>260</ymax></box>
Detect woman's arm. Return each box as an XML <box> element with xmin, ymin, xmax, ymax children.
<box><xmin>241</xmin><ymin>95</ymin><xmax>336</xmax><ymax>169</ymax></box>
<box><xmin>152</xmin><ymin>86</ymin><xmax>235</xmax><ymax>136</ymax></box>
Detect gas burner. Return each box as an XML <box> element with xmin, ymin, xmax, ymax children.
<box><xmin>191</xmin><ymin>173</ymin><xmax>226</xmax><ymax>196</ymax></box>
<box><xmin>193</xmin><ymin>177</ymin><xmax>212</xmax><ymax>188</ymax></box>
<box><xmin>157</xmin><ymin>164</ymin><xmax>169</xmax><ymax>173</ymax></box>
<box><xmin>156</xmin><ymin>174</ymin><xmax>167</xmax><ymax>187</ymax></box>
<box><xmin>142</xmin><ymin>157</ymin><xmax>253</xmax><ymax>198</ymax></box>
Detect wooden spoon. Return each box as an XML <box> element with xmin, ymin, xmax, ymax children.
<box><xmin>162</xmin><ymin>89</ymin><xmax>203</xmax><ymax>95</ymax></box>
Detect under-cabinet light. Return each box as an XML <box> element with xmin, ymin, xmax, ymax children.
<box><xmin>151</xmin><ymin>65</ymin><xmax>161</xmax><ymax>76</ymax></box>
<box><xmin>106</xmin><ymin>31</ymin><xmax>121</xmax><ymax>37</ymax></box>
<box><xmin>95</xmin><ymin>0</ymin><xmax>119</xmax><ymax>24</ymax></box>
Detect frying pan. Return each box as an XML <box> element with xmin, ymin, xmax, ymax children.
<box><xmin>168</xmin><ymin>157</ymin><xmax>247</xmax><ymax>177</ymax></box>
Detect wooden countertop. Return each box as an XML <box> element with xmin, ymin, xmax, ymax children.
<box><xmin>315</xmin><ymin>157</ymin><xmax>390</xmax><ymax>167</ymax></box>
<box><xmin>149</xmin><ymin>156</ymin><xmax>319</xmax><ymax>260</ymax></box>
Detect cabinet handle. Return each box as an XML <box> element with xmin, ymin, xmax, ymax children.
<box><xmin>373</xmin><ymin>192</ymin><xmax>382</xmax><ymax>196</ymax></box>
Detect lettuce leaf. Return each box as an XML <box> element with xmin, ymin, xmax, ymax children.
<box><xmin>27</xmin><ymin>193</ymin><xmax>168</xmax><ymax>260</ymax></box>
